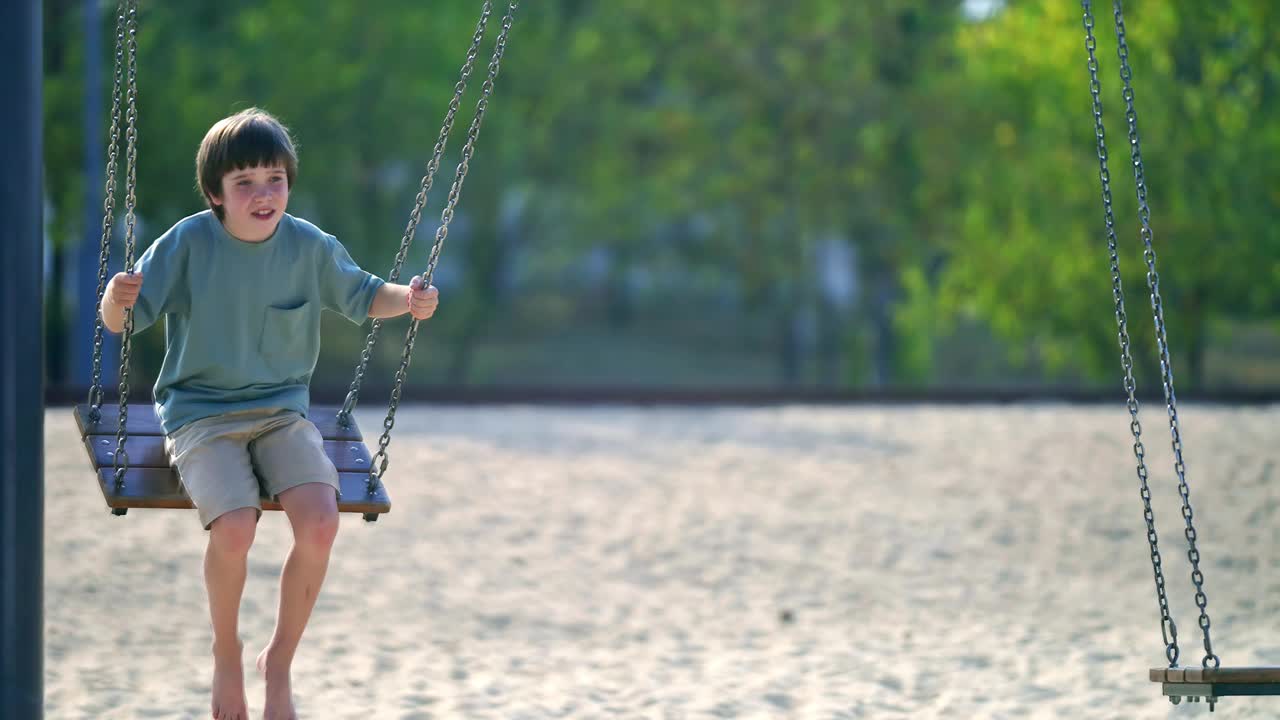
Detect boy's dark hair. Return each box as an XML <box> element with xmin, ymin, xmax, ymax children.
<box><xmin>195</xmin><ymin>108</ymin><xmax>298</xmax><ymax>219</ymax></box>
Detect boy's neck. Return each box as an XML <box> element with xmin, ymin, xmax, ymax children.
<box><xmin>220</xmin><ymin>214</ymin><xmax>282</xmax><ymax>243</ymax></box>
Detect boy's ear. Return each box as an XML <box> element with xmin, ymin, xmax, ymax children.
<box><xmin>206</xmin><ymin>191</ymin><xmax>223</xmax><ymax>207</ymax></box>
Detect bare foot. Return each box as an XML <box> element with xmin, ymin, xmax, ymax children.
<box><xmin>211</xmin><ymin>641</ymin><xmax>249</xmax><ymax>720</ymax></box>
<box><xmin>256</xmin><ymin>647</ymin><xmax>297</xmax><ymax>720</ymax></box>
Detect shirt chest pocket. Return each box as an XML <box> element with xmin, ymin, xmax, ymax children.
<box><xmin>259</xmin><ymin>302</ymin><xmax>320</xmax><ymax>380</ymax></box>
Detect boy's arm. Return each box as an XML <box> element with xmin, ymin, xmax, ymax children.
<box><xmin>100</xmin><ymin>272</ymin><xmax>144</xmax><ymax>334</ymax></box>
<box><xmin>102</xmin><ymin>223</ymin><xmax>188</xmax><ymax>334</ymax></box>
<box><xmin>368</xmin><ymin>282</ymin><xmax>411</xmax><ymax>319</ymax></box>
<box><xmin>367</xmin><ymin>276</ymin><xmax>439</xmax><ymax>320</ymax></box>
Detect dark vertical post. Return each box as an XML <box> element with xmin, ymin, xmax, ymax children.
<box><xmin>0</xmin><ymin>0</ymin><xmax>46</xmax><ymax>717</ymax></box>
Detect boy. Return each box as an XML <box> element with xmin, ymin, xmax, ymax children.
<box><xmin>101</xmin><ymin>108</ymin><xmax>438</xmax><ymax>720</ymax></box>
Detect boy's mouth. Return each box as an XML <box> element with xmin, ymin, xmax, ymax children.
<box><xmin>251</xmin><ymin>208</ymin><xmax>276</xmax><ymax>221</ymax></box>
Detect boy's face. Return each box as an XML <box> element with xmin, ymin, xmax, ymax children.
<box><xmin>210</xmin><ymin>163</ymin><xmax>290</xmax><ymax>242</ymax></box>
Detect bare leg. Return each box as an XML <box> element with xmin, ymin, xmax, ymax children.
<box><xmin>205</xmin><ymin>508</ymin><xmax>258</xmax><ymax>720</ymax></box>
<box><xmin>257</xmin><ymin>482</ymin><xmax>339</xmax><ymax>720</ymax></box>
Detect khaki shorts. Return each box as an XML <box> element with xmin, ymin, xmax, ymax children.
<box><xmin>165</xmin><ymin>408</ymin><xmax>340</xmax><ymax>529</ymax></box>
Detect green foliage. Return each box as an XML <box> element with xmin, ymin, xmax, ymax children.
<box><xmin>43</xmin><ymin>0</ymin><xmax>1280</xmax><ymax>389</ymax></box>
<box><xmin>939</xmin><ymin>0</ymin><xmax>1280</xmax><ymax>385</ymax></box>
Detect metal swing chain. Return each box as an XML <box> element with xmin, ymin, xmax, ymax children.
<box><xmin>112</xmin><ymin>0</ymin><xmax>141</xmax><ymax>490</ymax></box>
<box><xmin>1111</xmin><ymin>0</ymin><xmax>1217</xmax><ymax>670</ymax></box>
<box><xmin>1081</xmin><ymin>0</ymin><xmax>1178</xmax><ymax>667</ymax></box>
<box><xmin>336</xmin><ymin>0</ymin><xmax>496</xmax><ymax>429</ymax></box>
<box><xmin>87</xmin><ymin>1</ymin><xmax>131</xmax><ymax>423</ymax></box>
<box><xmin>367</xmin><ymin>1</ymin><xmax>518</xmax><ymax>492</ymax></box>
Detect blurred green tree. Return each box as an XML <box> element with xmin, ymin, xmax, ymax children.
<box><xmin>938</xmin><ymin>0</ymin><xmax>1280</xmax><ymax>387</ymax></box>
<box><xmin>42</xmin><ymin>0</ymin><xmax>1279</xmax><ymax>391</ymax></box>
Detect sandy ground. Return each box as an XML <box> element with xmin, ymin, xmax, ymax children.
<box><xmin>40</xmin><ymin>403</ymin><xmax>1280</xmax><ymax>719</ymax></box>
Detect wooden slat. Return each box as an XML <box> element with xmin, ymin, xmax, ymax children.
<box><xmin>1152</xmin><ymin>666</ymin><xmax>1280</xmax><ymax>685</ymax></box>
<box><xmin>75</xmin><ymin>403</ymin><xmax>165</xmax><ymax>436</ymax></box>
<box><xmin>1156</xmin><ymin>665</ymin><xmax>1280</xmax><ymax>707</ymax></box>
<box><xmin>95</xmin><ymin>467</ymin><xmax>191</xmax><ymax>509</ymax></box>
<box><xmin>94</xmin><ymin>468</ymin><xmax>391</xmax><ymax>515</ymax></box>
<box><xmin>76</xmin><ymin>405</ymin><xmax>388</xmax><ymax>517</ymax></box>
<box><xmin>74</xmin><ymin>403</ymin><xmax>363</xmax><ymax>441</ymax></box>
<box><xmin>81</xmin><ymin>433</ymin><xmax>374</xmax><ymax>472</ymax></box>
<box><xmin>1203</xmin><ymin>667</ymin><xmax>1280</xmax><ymax>684</ymax></box>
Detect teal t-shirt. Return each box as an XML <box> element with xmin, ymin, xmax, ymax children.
<box><xmin>131</xmin><ymin>210</ymin><xmax>385</xmax><ymax>434</ymax></box>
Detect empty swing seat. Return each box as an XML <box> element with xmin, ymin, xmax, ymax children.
<box><xmin>1151</xmin><ymin>666</ymin><xmax>1280</xmax><ymax>709</ymax></box>
<box><xmin>73</xmin><ymin>404</ymin><xmax>391</xmax><ymax>520</ymax></box>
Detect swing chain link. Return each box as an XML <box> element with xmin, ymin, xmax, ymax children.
<box><xmin>338</xmin><ymin>1</ymin><xmax>496</xmax><ymax>429</ymax></box>
<box><xmin>112</xmin><ymin>0</ymin><xmax>141</xmax><ymax>489</ymax></box>
<box><xmin>1082</xmin><ymin>0</ymin><xmax>1218</xmax><ymax>671</ymax></box>
<box><xmin>87</xmin><ymin>1</ymin><xmax>131</xmax><ymax>423</ymax></box>
<box><xmin>1111</xmin><ymin>0</ymin><xmax>1217</xmax><ymax>670</ymax></box>
<box><xmin>1081</xmin><ymin>0</ymin><xmax>1179</xmax><ymax>667</ymax></box>
<box><xmin>366</xmin><ymin>1</ymin><xmax>518</xmax><ymax>493</ymax></box>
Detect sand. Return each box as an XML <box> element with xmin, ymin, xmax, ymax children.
<box><xmin>40</xmin><ymin>403</ymin><xmax>1280</xmax><ymax>718</ymax></box>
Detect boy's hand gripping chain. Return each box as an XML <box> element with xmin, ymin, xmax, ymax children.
<box><xmin>366</xmin><ymin>2</ymin><xmax>519</xmax><ymax>494</ymax></box>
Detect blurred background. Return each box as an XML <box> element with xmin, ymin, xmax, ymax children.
<box><xmin>41</xmin><ymin>0</ymin><xmax>1280</xmax><ymax>403</ymax></box>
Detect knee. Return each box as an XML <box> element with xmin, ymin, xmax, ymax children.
<box><xmin>208</xmin><ymin>509</ymin><xmax>257</xmax><ymax>556</ymax></box>
<box><xmin>294</xmin><ymin>510</ymin><xmax>339</xmax><ymax>553</ymax></box>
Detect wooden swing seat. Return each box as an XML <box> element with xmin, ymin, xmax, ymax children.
<box><xmin>73</xmin><ymin>403</ymin><xmax>390</xmax><ymax>521</ymax></box>
<box><xmin>1150</xmin><ymin>666</ymin><xmax>1280</xmax><ymax>709</ymax></box>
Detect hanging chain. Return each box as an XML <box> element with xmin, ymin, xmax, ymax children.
<box><xmin>112</xmin><ymin>0</ymin><xmax>141</xmax><ymax>490</ymax></box>
<box><xmin>336</xmin><ymin>1</ymin><xmax>496</xmax><ymax>429</ymax></box>
<box><xmin>87</xmin><ymin>1</ymin><xmax>130</xmax><ymax>423</ymax></box>
<box><xmin>1111</xmin><ymin>0</ymin><xmax>1217</xmax><ymax>670</ymax></box>
<box><xmin>367</xmin><ymin>1</ymin><xmax>518</xmax><ymax>492</ymax></box>
<box><xmin>1081</xmin><ymin>1</ymin><xmax>1178</xmax><ymax>667</ymax></box>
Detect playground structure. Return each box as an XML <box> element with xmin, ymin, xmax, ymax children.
<box><xmin>0</xmin><ymin>0</ymin><xmax>45</xmax><ymax>716</ymax></box>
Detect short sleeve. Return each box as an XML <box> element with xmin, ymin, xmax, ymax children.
<box><xmin>317</xmin><ymin>235</ymin><xmax>384</xmax><ymax>324</ymax></box>
<box><xmin>131</xmin><ymin>223</ymin><xmax>190</xmax><ymax>332</ymax></box>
